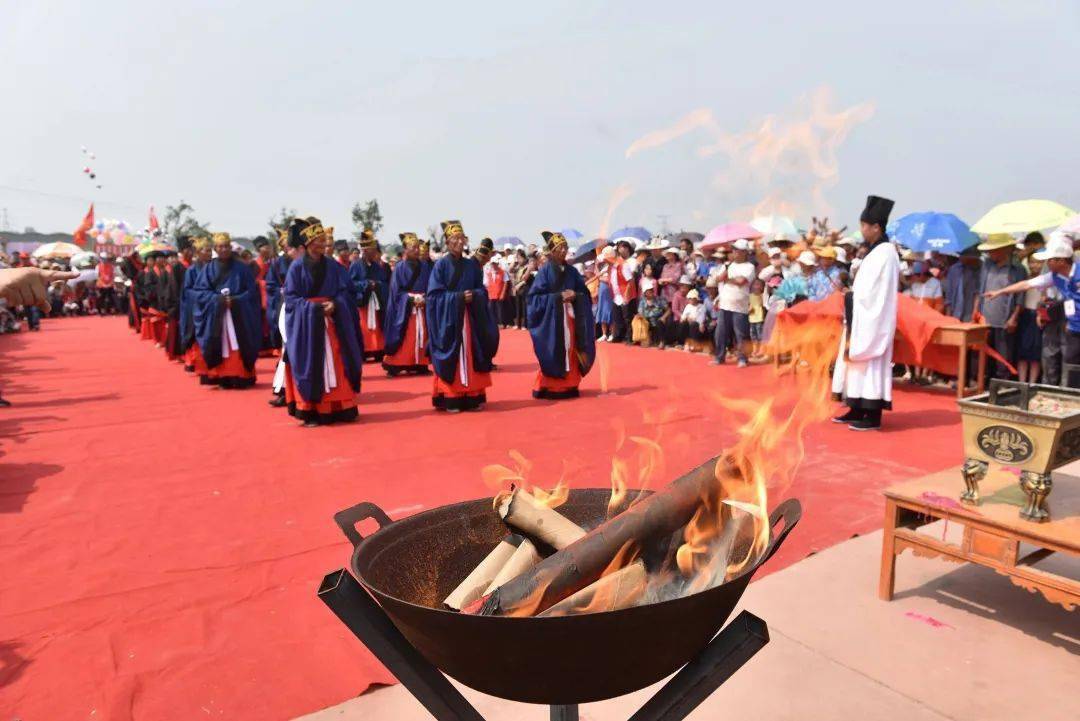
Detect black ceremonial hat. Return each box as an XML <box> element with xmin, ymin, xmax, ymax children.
<box><xmin>334</xmin><ymin>240</ymin><xmax>350</xmax><ymax>253</ymax></box>
<box><xmin>252</xmin><ymin>236</ymin><xmax>270</xmax><ymax>249</ymax></box>
<box><xmin>860</xmin><ymin>195</ymin><xmax>894</xmax><ymax>228</ymax></box>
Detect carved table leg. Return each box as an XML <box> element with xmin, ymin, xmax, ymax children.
<box><xmin>960</xmin><ymin>458</ymin><xmax>988</xmax><ymax>505</ymax></box>
<box><xmin>1018</xmin><ymin>471</ymin><xmax>1052</xmax><ymax>522</ymax></box>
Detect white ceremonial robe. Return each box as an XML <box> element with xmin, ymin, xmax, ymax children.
<box><xmin>831</xmin><ymin>240</ymin><xmax>900</xmax><ymax>409</ymax></box>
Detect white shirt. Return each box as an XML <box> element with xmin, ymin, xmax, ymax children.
<box><xmin>680</xmin><ymin>302</ymin><xmax>706</xmax><ymax>324</ymax></box>
<box><xmin>909</xmin><ymin>277</ymin><xmax>942</xmax><ymax>300</ymax></box>
<box><xmin>718</xmin><ymin>261</ymin><xmax>756</xmax><ymax>314</ymax></box>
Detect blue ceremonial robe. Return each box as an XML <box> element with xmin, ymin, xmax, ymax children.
<box><xmin>192</xmin><ymin>258</ymin><xmax>262</xmax><ymax>370</ymax></box>
<box><xmin>284</xmin><ymin>255</ymin><xmax>363</xmax><ymax>403</ymax></box>
<box><xmin>265</xmin><ymin>255</ymin><xmax>292</xmax><ymax>349</ymax></box>
<box><xmin>425</xmin><ymin>254</ymin><xmax>500</xmax><ymax>384</ymax></box>
<box><xmin>384</xmin><ymin>258</ymin><xmax>432</xmax><ymax>355</ymax></box>
<box><xmin>179</xmin><ymin>260</ymin><xmax>205</xmax><ymax>353</ymax></box>
<box><xmin>348</xmin><ymin>258</ymin><xmax>391</xmax><ymax>316</ymax></box>
<box><xmin>527</xmin><ymin>261</ymin><xmax>596</xmax><ymax>379</ymax></box>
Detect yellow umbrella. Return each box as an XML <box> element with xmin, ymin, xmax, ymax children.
<box><xmin>971</xmin><ymin>199</ymin><xmax>1076</xmax><ymax>235</ymax></box>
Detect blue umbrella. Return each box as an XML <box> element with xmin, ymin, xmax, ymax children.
<box><xmin>495</xmin><ymin>236</ymin><xmax>522</xmax><ymax>248</ymax></box>
<box><xmin>887</xmin><ymin>212</ymin><xmax>978</xmax><ymax>254</ymax></box>
<box><xmin>607</xmin><ymin>226</ymin><xmax>651</xmax><ymax>243</ymax></box>
<box><xmin>559</xmin><ymin>228</ymin><xmax>584</xmax><ymax>242</ymax></box>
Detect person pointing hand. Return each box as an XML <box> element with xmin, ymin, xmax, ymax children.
<box><xmin>0</xmin><ymin>267</ymin><xmax>80</xmax><ymax>311</ymax></box>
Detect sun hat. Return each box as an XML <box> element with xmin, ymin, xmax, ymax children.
<box><xmin>705</xmin><ymin>276</ymin><xmax>719</xmax><ymax>288</ymax></box>
<box><xmin>835</xmin><ymin>247</ymin><xmax>848</xmax><ymax>264</ymax></box>
<box><xmin>797</xmin><ymin>250</ymin><xmax>817</xmax><ymax>266</ymax></box>
<box><xmin>976</xmin><ymin>233</ymin><xmax>1018</xmax><ymax>252</ymax></box>
<box><xmin>767</xmin><ymin>246</ymin><xmax>783</xmax><ymax>257</ymax></box>
<box><xmin>815</xmin><ymin>246</ymin><xmax>837</xmax><ymax>259</ymax></box>
<box><xmin>732</xmin><ymin>238</ymin><xmax>751</xmax><ymax>251</ymax></box>
<box><xmin>663</xmin><ymin>246</ymin><xmax>680</xmax><ymax>256</ymax></box>
<box><xmin>678</xmin><ymin>275</ymin><xmax>693</xmax><ymax>285</ymax></box>
<box><xmin>600</xmin><ymin>245</ymin><xmax>616</xmax><ymax>260</ymax></box>
<box><xmin>687</xmin><ymin>289</ymin><xmax>701</xmax><ymax>300</ymax></box>
<box><xmin>646</xmin><ymin>235</ymin><xmax>669</xmax><ymax>250</ymax></box>
<box><xmin>771</xmin><ymin>233</ymin><xmax>792</xmax><ymax>244</ymax></box>
<box><xmin>641</xmin><ymin>278</ymin><xmax>657</xmax><ymax>292</ymax></box>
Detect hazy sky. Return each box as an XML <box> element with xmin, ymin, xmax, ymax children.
<box><xmin>3</xmin><ymin>1</ymin><xmax>1078</xmax><ymax>241</ymax></box>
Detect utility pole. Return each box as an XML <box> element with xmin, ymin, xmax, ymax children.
<box><xmin>0</xmin><ymin>208</ymin><xmax>9</xmax><ymax>231</ymax></box>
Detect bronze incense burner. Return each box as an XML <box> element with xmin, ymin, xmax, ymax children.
<box><xmin>957</xmin><ymin>379</ymin><xmax>1080</xmax><ymax>521</ymax></box>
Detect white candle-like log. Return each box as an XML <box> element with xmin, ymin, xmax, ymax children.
<box><xmin>483</xmin><ymin>538</ymin><xmax>541</xmax><ymax>595</ymax></box>
<box><xmin>443</xmin><ymin>535</ymin><xmax>522</xmax><ymax>611</ymax></box>
<box><xmin>498</xmin><ymin>488</ymin><xmax>586</xmax><ymax>550</ymax></box>
<box><xmin>539</xmin><ymin>560</ymin><xmax>647</xmax><ymax>617</ymax></box>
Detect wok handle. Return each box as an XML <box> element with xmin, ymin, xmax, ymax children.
<box><xmin>762</xmin><ymin>498</ymin><xmax>802</xmax><ymax>563</ymax></box>
<box><xmin>333</xmin><ymin>502</ymin><xmax>393</xmax><ymax>549</ymax></box>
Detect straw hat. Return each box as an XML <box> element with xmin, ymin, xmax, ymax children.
<box><xmin>976</xmin><ymin>233</ymin><xmax>1018</xmax><ymax>252</ymax></box>
<box><xmin>814</xmin><ymin>246</ymin><xmax>837</xmax><ymax>259</ymax></box>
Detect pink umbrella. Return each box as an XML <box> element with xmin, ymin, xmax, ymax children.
<box><xmin>700</xmin><ymin>222</ymin><xmax>763</xmax><ymax>251</ymax></box>
<box><xmin>1058</xmin><ymin>214</ymin><xmax>1080</xmax><ymax>235</ymax></box>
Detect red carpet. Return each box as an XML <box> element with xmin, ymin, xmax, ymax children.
<box><xmin>0</xmin><ymin>317</ymin><xmax>964</xmax><ymax>720</ymax></box>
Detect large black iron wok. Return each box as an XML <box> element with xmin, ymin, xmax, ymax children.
<box><xmin>333</xmin><ymin>489</ymin><xmax>800</xmax><ymax>705</ymax></box>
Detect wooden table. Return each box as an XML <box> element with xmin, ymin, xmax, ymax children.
<box><xmin>880</xmin><ymin>465</ymin><xmax>1079</xmax><ymax>611</ymax></box>
<box><xmin>932</xmin><ymin>323</ymin><xmax>989</xmax><ymax>399</ymax></box>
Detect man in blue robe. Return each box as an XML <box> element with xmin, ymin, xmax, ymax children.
<box><xmin>283</xmin><ymin>218</ymin><xmax>363</xmax><ymax>427</ymax></box>
<box><xmin>349</xmin><ymin>229</ymin><xmax>391</xmax><ymax>362</ymax></box>
<box><xmin>382</xmin><ymin>232</ymin><xmax>432</xmax><ymax>376</ymax></box>
<box><xmin>425</xmin><ymin>220</ymin><xmax>500</xmax><ymax>412</ymax></box>
<box><xmin>191</xmin><ymin>233</ymin><xmax>262</xmax><ymax>388</ymax></box>
<box><xmin>527</xmin><ymin>231</ymin><xmax>596</xmax><ymax>399</ymax></box>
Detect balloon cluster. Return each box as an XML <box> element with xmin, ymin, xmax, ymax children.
<box><xmin>80</xmin><ymin>146</ymin><xmax>102</xmax><ymax>189</ymax></box>
<box><xmin>88</xmin><ymin>218</ymin><xmax>137</xmax><ymax>245</ymax></box>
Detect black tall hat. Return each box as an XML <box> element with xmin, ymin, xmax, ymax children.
<box><xmin>287</xmin><ymin>217</ymin><xmax>314</xmax><ymax>249</ymax></box>
<box><xmin>333</xmin><ymin>240</ymin><xmax>350</xmax><ymax>253</ymax></box>
<box><xmin>479</xmin><ymin>237</ymin><xmax>494</xmax><ymax>251</ymax></box>
<box><xmin>252</xmin><ymin>236</ymin><xmax>269</xmax><ymax>249</ymax></box>
<box><xmin>860</xmin><ymin>195</ymin><xmax>894</xmax><ymax>227</ymax></box>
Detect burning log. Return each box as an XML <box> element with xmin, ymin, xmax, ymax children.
<box><xmin>472</xmin><ymin>454</ymin><xmax>735</xmax><ymax>617</ymax></box>
<box><xmin>539</xmin><ymin>560</ymin><xmax>646</xmax><ymax>616</ymax></box>
<box><xmin>443</xmin><ymin>534</ymin><xmax>524</xmax><ymax>611</ymax></box>
<box><xmin>484</xmin><ymin>538</ymin><xmax>541</xmax><ymax>595</ymax></box>
<box><xmin>498</xmin><ymin>488</ymin><xmax>586</xmax><ymax>550</ymax></box>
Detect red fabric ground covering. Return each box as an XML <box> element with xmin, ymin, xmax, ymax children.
<box><xmin>779</xmin><ymin>292</ymin><xmax>964</xmax><ymax>376</ymax></box>
<box><xmin>1</xmin><ymin>317</ymin><xmax>964</xmax><ymax>720</ymax></box>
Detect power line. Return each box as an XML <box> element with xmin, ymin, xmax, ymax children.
<box><xmin>0</xmin><ymin>183</ymin><xmax>145</xmax><ymax>213</ymax></box>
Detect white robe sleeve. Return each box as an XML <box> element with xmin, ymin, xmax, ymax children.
<box><xmin>848</xmin><ymin>243</ymin><xmax>899</xmax><ymax>363</ymax></box>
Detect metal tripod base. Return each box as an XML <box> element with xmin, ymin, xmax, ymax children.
<box><xmin>319</xmin><ymin>568</ymin><xmax>770</xmax><ymax>721</ymax></box>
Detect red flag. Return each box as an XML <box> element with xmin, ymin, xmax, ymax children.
<box><xmin>74</xmin><ymin>203</ymin><xmax>95</xmax><ymax>250</ymax></box>
<box><xmin>149</xmin><ymin>205</ymin><xmax>160</xmax><ymax>231</ymax></box>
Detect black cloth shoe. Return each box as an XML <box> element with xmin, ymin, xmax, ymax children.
<box><xmin>849</xmin><ymin>417</ymin><xmax>881</xmax><ymax>431</ymax></box>
<box><xmin>832</xmin><ymin>408</ymin><xmax>864</xmax><ymax>424</ymax></box>
<box><xmin>268</xmin><ymin>395</ymin><xmax>287</xmax><ymax>407</ymax></box>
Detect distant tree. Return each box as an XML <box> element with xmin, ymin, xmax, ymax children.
<box><xmin>23</xmin><ymin>226</ymin><xmax>36</xmax><ymax>233</ymax></box>
<box><xmin>426</xmin><ymin>224</ymin><xmax>442</xmax><ymax>252</ymax></box>
<box><xmin>268</xmin><ymin>206</ymin><xmax>296</xmax><ymax>238</ymax></box>
<box><xmin>350</xmin><ymin>198</ymin><xmax>383</xmax><ymax>238</ymax></box>
<box><xmin>162</xmin><ymin>202</ymin><xmax>210</xmax><ymax>240</ymax></box>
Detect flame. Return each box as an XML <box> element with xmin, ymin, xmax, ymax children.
<box><xmin>483</xmin><ymin>449</ymin><xmax>569</xmax><ymax>511</ymax></box>
<box><xmin>674</xmin><ymin>316</ymin><xmax>840</xmax><ymax>584</ymax></box>
<box><xmin>623</xmin><ymin>86</ymin><xmax>874</xmax><ymax>223</ymax></box>
<box><xmin>596</xmin><ymin>182</ymin><xmax>634</xmax><ymax>241</ymax></box>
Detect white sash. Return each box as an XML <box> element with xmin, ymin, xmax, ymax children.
<box><xmin>271</xmin><ymin>302</ymin><xmax>288</xmax><ymax>393</ymax></box>
<box><xmin>323</xmin><ymin>320</ymin><xmax>338</xmax><ymax>393</ymax></box>
<box><xmin>366</xmin><ymin>292</ymin><xmax>380</xmax><ymax>330</ymax></box>
<box><xmin>563</xmin><ymin>302</ymin><xmax>574</xmax><ymax>373</ymax></box>
<box><xmin>412</xmin><ymin>301</ymin><xmax>426</xmax><ymax>360</ymax></box>
<box><xmin>221</xmin><ymin>298</ymin><xmax>239</xmax><ymax>359</ymax></box>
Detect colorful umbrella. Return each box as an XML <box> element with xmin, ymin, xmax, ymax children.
<box><xmin>670</xmin><ymin>231</ymin><xmax>704</xmax><ymax>247</ymax></box>
<box><xmin>559</xmin><ymin>228</ymin><xmax>584</xmax><ymax>242</ymax></box>
<box><xmin>495</xmin><ymin>236</ymin><xmax>523</xmax><ymax>249</ymax></box>
<box><xmin>31</xmin><ymin>241</ymin><xmax>84</xmax><ymax>259</ymax></box>
<box><xmin>750</xmin><ymin>214</ymin><xmax>798</xmax><ymax>238</ymax></box>
<box><xmin>570</xmin><ymin>238</ymin><xmax>608</xmax><ymax>264</ymax></box>
<box><xmin>606</xmin><ymin>226</ymin><xmax>651</xmax><ymax>243</ymax></box>
<box><xmin>700</xmin><ymin>222</ymin><xmax>763</xmax><ymax>251</ymax></box>
<box><xmin>970</xmin><ymin>199</ymin><xmax>1076</xmax><ymax>235</ymax></box>
<box><xmin>887</xmin><ymin>212</ymin><xmax>978</xmax><ymax>255</ymax></box>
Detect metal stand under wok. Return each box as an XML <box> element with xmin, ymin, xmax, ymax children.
<box><xmin>319</xmin><ymin>567</ymin><xmax>770</xmax><ymax>721</ymax></box>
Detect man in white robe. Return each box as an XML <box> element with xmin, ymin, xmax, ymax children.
<box><xmin>832</xmin><ymin>195</ymin><xmax>900</xmax><ymax>431</ymax></box>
